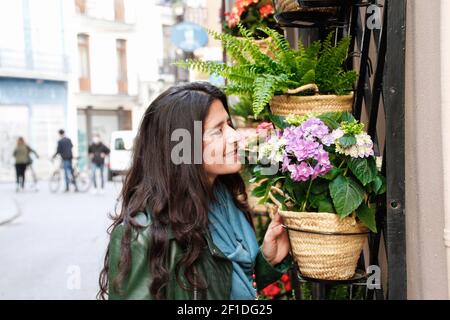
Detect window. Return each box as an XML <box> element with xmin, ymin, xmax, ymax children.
<box><xmin>114</xmin><ymin>137</ymin><xmax>133</xmax><ymax>150</ymax></box>
<box><xmin>114</xmin><ymin>0</ymin><xmax>125</xmax><ymax>22</ymax></box>
<box><xmin>75</xmin><ymin>0</ymin><xmax>86</xmax><ymax>14</ymax></box>
<box><xmin>116</xmin><ymin>39</ymin><xmax>128</xmax><ymax>94</ymax></box>
<box><xmin>78</xmin><ymin>34</ymin><xmax>91</xmax><ymax>92</ymax></box>
<box><xmin>114</xmin><ymin>138</ymin><xmax>125</xmax><ymax>150</ymax></box>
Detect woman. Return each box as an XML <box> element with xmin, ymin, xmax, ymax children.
<box><xmin>13</xmin><ymin>137</ymin><xmax>38</xmax><ymax>192</ymax></box>
<box><xmin>98</xmin><ymin>82</ymin><xmax>291</xmax><ymax>300</ymax></box>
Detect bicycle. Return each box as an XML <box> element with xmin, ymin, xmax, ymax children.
<box><xmin>49</xmin><ymin>156</ymin><xmax>91</xmax><ymax>193</ymax></box>
<box><xmin>25</xmin><ymin>162</ymin><xmax>39</xmax><ymax>192</ymax></box>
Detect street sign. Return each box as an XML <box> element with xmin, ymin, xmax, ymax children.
<box><xmin>170</xmin><ymin>22</ymin><xmax>208</xmax><ymax>52</ymax></box>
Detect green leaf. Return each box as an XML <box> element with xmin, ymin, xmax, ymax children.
<box><xmin>310</xmin><ymin>193</ymin><xmax>335</xmax><ymax>213</ymax></box>
<box><xmin>341</xmin><ymin>112</ymin><xmax>356</xmax><ymax>123</ymax></box>
<box><xmin>282</xmin><ymin>178</ymin><xmax>296</xmax><ymax>202</ymax></box>
<box><xmin>369</xmin><ymin>175</ymin><xmax>382</xmax><ymax>194</ymax></box>
<box><xmin>268</xmin><ymin>113</ymin><xmax>288</xmax><ymax>129</ymax></box>
<box><xmin>253</xmin><ymin>76</ymin><xmax>277</xmax><ymax>117</ymax></box>
<box><xmin>252</xmin><ymin>165</ymin><xmax>263</xmax><ymax>178</ymax></box>
<box><xmin>252</xmin><ymin>183</ymin><xmax>268</xmax><ymax>198</ymax></box>
<box><xmin>283</xmin><ymin>177</ymin><xmax>306</xmax><ymax>203</ymax></box>
<box><xmin>318</xmin><ymin>199</ymin><xmax>335</xmax><ymax>213</ymax></box>
<box><xmin>338</xmin><ymin>134</ymin><xmax>357</xmax><ymax>147</ymax></box>
<box><xmin>378</xmin><ymin>176</ymin><xmax>386</xmax><ymax>195</ymax></box>
<box><xmin>370</xmin><ymin>175</ymin><xmax>386</xmax><ymax>195</ymax></box>
<box><xmin>356</xmin><ymin>203</ymin><xmax>377</xmax><ymax>233</ymax></box>
<box><xmin>300</xmin><ymin>69</ymin><xmax>316</xmax><ymax>85</ymax></box>
<box><xmin>318</xmin><ymin>112</ymin><xmax>341</xmax><ymax>129</ymax></box>
<box><xmin>311</xmin><ymin>179</ymin><xmax>329</xmax><ymax>195</ymax></box>
<box><xmin>322</xmin><ymin>167</ymin><xmax>343</xmax><ymax>181</ymax></box>
<box><xmin>271</xmin><ymin>192</ymin><xmax>288</xmax><ymax>210</ymax></box>
<box><xmin>348</xmin><ymin>157</ymin><xmax>377</xmax><ymax>186</ymax></box>
<box><xmin>261</xmin><ymin>176</ymin><xmax>285</xmax><ymax>203</ymax></box>
<box><xmin>329</xmin><ymin>175</ymin><xmax>365</xmax><ymax>218</ymax></box>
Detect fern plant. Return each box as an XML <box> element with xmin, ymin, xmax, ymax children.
<box><xmin>230</xmin><ymin>95</ymin><xmax>270</xmax><ymax>126</ymax></box>
<box><xmin>177</xmin><ymin>25</ymin><xmax>357</xmax><ymax>117</ymax></box>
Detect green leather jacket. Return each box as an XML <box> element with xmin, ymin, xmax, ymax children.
<box><xmin>108</xmin><ymin>211</ymin><xmax>292</xmax><ymax>300</ymax></box>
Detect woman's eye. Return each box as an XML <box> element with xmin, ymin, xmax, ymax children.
<box><xmin>212</xmin><ymin>128</ymin><xmax>222</xmax><ymax>136</ymax></box>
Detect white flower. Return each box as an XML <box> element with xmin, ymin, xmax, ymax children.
<box><xmin>335</xmin><ymin>132</ymin><xmax>374</xmax><ymax>158</ymax></box>
<box><xmin>259</xmin><ymin>136</ymin><xmax>286</xmax><ymax>163</ymax></box>
<box><xmin>322</xmin><ymin>128</ymin><xmax>344</xmax><ymax>146</ymax></box>
<box><xmin>376</xmin><ymin>156</ymin><xmax>383</xmax><ymax>171</ymax></box>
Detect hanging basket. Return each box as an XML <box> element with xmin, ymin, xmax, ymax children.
<box><xmin>274</xmin><ymin>0</ymin><xmax>338</xmax><ymax>14</ymax></box>
<box><xmin>298</xmin><ymin>0</ymin><xmax>359</xmax><ymax>8</ymax></box>
<box><xmin>268</xmin><ymin>186</ymin><xmax>368</xmax><ymax>280</ymax></box>
<box><xmin>269</xmin><ymin>84</ymin><xmax>354</xmax><ymax>116</ymax></box>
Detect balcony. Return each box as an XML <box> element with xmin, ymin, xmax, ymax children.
<box><xmin>0</xmin><ymin>49</ymin><xmax>70</xmax><ymax>81</ymax></box>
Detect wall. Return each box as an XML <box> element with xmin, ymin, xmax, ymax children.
<box><xmin>405</xmin><ymin>0</ymin><xmax>449</xmax><ymax>299</ymax></box>
<box><xmin>0</xmin><ymin>78</ymin><xmax>67</xmax><ymax>181</ymax></box>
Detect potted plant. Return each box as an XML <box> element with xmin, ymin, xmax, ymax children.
<box><xmin>248</xmin><ymin>112</ymin><xmax>385</xmax><ymax>280</ymax></box>
<box><xmin>178</xmin><ymin>25</ymin><xmax>357</xmax><ymax>118</ymax></box>
<box><xmin>224</xmin><ymin>0</ymin><xmax>282</xmax><ymax>57</ymax></box>
<box><xmin>224</xmin><ymin>0</ymin><xmax>282</xmax><ymax>38</ymax></box>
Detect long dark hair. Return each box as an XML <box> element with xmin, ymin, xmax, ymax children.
<box><xmin>98</xmin><ymin>82</ymin><xmax>252</xmax><ymax>300</ymax></box>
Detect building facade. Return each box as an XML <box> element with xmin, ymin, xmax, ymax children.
<box><xmin>72</xmin><ymin>0</ymin><xmax>140</xmax><ymax>169</ymax></box>
<box><xmin>0</xmin><ymin>0</ymin><xmax>73</xmax><ymax>181</ymax></box>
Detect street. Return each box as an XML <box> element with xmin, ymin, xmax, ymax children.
<box><xmin>0</xmin><ymin>180</ymin><xmax>122</xmax><ymax>299</ymax></box>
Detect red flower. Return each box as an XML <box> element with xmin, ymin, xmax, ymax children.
<box><xmin>284</xmin><ymin>281</ymin><xmax>292</xmax><ymax>292</ymax></box>
<box><xmin>280</xmin><ymin>273</ymin><xmax>292</xmax><ymax>292</ymax></box>
<box><xmin>259</xmin><ymin>4</ymin><xmax>274</xmax><ymax>18</ymax></box>
<box><xmin>226</xmin><ymin>8</ymin><xmax>242</xmax><ymax>28</ymax></box>
<box><xmin>239</xmin><ymin>0</ymin><xmax>254</xmax><ymax>8</ymax></box>
<box><xmin>261</xmin><ymin>283</ymin><xmax>281</xmax><ymax>297</ymax></box>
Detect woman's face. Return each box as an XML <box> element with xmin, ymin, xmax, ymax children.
<box><xmin>202</xmin><ymin>99</ymin><xmax>241</xmax><ymax>181</ymax></box>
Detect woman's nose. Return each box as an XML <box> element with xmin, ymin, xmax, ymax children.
<box><xmin>225</xmin><ymin>126</ymin><xmax>241</xmax><ymax>144</ymax></box>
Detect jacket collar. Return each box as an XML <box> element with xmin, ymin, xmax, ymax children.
<box><xmin>139</xmin><ymin>207</ymin><xmax>227</xmax><ymax>259</ymax></box>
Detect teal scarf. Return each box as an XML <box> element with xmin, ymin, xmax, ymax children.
<box><xmin>208</xmin><ymin>182</ymin><xmax>259</xmax><ymax>300</ymax></box>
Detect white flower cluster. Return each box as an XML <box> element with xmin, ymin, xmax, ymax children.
<box><xmin>259</xmin><ymin>135</ymin><xmax>287</xmax><ymax>163</ymax></box>
<box><xmin>335</xmin><ymin>132</ymin><xmax>374</xmax><ymax>158</ymax></box>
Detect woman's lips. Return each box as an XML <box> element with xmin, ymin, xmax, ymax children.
<box><xmin>225</xmin><ymin>148</ymin><xmax>238</xmax><ymax>161</ymax></box>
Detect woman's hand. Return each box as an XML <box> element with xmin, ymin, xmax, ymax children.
<box><xmin>261</xmin><ymin>210</ymin><xmax>290</xmax><ymax>266</ymax></box>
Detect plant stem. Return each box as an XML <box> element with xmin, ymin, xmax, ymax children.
<box><xmin>343</xmin><ymin>166</ymin><xmax>349</xmax><ymax>177</ymax></box>
<box><xmin>338</xmin><ymin>159</ymin><xmax>345</xmax><ymax>169</ymax></box>
<box><xmin>302</xmin><ymin>179</ymin><xmax>313</xmax><ymax>212</ymax></box>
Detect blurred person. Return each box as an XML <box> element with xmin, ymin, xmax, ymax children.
<box><xmin>52</xmin><ymin>129</ymin><xmax>78</xmax><ymax>192</ymax></box>
<box><xmin>98</xmin><ymin>82</ymin><xmax>291</xmax><ymax>300</ymax></box>
<box><xmin>88</xmin><ymin>134</ymin><xmax>110</xmax><ymax>194</ymax></box>
<box><xmin>26</xmin><ymin>144</ymin><xmax>40</xmax><ymax>191</ymax></box>
<box><xmin>13</xmin><ymin>137</ymin><xmax>38</xmax><ymax>192</ymax></box>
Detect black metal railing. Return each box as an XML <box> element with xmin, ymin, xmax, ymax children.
<box><xmin>276</xmin><ymin>0</ymin><xmax>407</xmax><ymax>300</ymax></box>
<box><xmin>352</xmin><ymin>0</ymin><xmax>406</xmax><ymax>300</ymax></box>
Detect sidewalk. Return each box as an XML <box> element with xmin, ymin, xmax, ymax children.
<box><xmin>0</xmin><ymin>184</ymin><xmax>21</xmax><ymax>226</ymax></box>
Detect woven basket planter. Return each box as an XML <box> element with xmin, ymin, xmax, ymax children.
<box><xmin>269</xmin><ymin>84</ymin><xmax>354</xmax><ymax>117</ymax></box>
<box><xmin>269</xmin><ymin>187</ymin><xmax>368</xmax><ymax>280</ymax></box>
